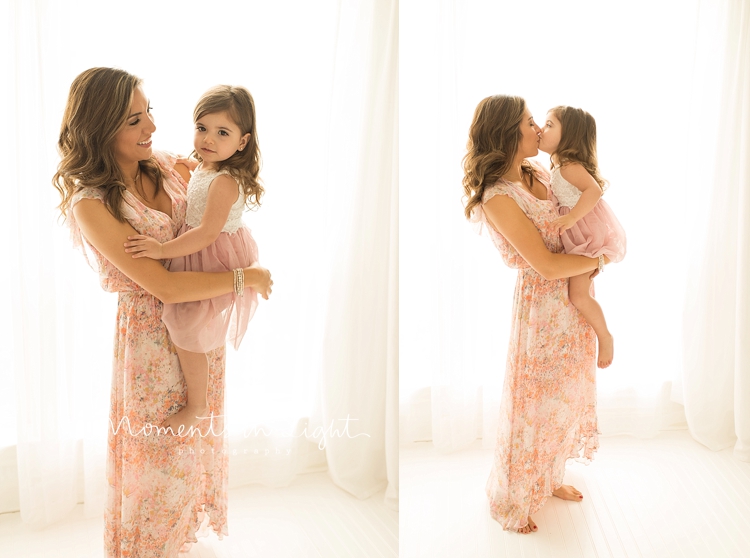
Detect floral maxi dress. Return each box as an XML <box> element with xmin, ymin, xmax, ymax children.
<box><xmin>68</xmin><ymin>151</ymin><xmax>229</xmax><ymax>557</ymax></box>
<box><xmin>472</xmin><ymin>163</ymin><xmax>599</xmax><ymax>531</ymax></box>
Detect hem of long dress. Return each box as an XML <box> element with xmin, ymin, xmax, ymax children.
<box><xmin>178</xmin><ymin>504</ymin><xmax>228</xmax><ymax>554</ymax></box>
<box><xmin>487</xmin><ymin>427</ymin><xmax>599</xmax><ymax>531</ymax></box>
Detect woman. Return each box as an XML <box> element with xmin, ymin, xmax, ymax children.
<box><xmin>53</xmin><ymin>67</ymin><xmax>273</xmax><ymax>556</ymax></box>
<box><xmin>463</xmin><ymin>95</ymin><xmax>607</xmax><ymax>534</ymax></box>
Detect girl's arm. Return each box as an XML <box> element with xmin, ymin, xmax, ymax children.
<box><xmin>551</xmin><ymin>163</ymin><xmax>603</xmax><ymax>233</ymax></box>
<box><xmin>73</xmin><ymin>197</ymin><xmax>272</xmax><ymax>303</ymax></box>
<box><xmin>483</xmin><ymin>193</ymin><xmax>607</xmax><ymax>281</ymax></box>
<box><xmin>124</xmin><ymin>174</ymin><xmax>240</xmax><ymax>259</ymax></box>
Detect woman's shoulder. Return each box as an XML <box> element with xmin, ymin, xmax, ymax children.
<box><xmin>481</xmin><ymin>178</ymin><xmax>521</xmax><ymax>205</ymax></box>
<box><xmin>70</xmin><ymin>185</ymin><xmax>106</xmax><ymax>209</ymax></box>
<box><xmin>527</xmin><ymin>158</ymin><xmax>551</xmax><ymax>182</ymax></box>
<box><xmin>152</xmin><ymin>149</ymin><xmax>178</xmax><ymax>171</ymax></box>
<box><xmin>152</xmin><ymin>150</ymin><xmax>189</xmax><ymax>192</ymax></box>
<box><xmin>481</xmin><ymin>182</ymin><xmax>504</xmax><ymax>204</ymax></box>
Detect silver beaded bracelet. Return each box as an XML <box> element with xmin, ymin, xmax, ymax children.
<box><xmin>597</xmin><ymin>255</ymin><xmax>604</xmax><ymax>275</ymax></box>
<box><xmin>233</xmin><ymin>268</ymin><xmax>245</xmax><ymax>297</ymax></box>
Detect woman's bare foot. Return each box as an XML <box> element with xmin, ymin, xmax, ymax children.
<box><xmin>553</xmin><ymin>485</ymin><xmax>583</xmax><ymax>501</ymax></box>
<box><xmin>160</xmin><ymin>403</ymin><xmax>210</xmax><ymax>436</ymax></box>
<box><xmin>517</xmin><ymin>516</ymin><xmax>537</xmax><ymax>534</ymax></box>
<box><xmin>597</xmin><ymin>334</ymin><xmax>614</xmax><ymax>368</ymax></box>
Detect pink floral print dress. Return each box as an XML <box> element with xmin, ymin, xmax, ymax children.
<box><xmin>471</xmin><ymin>161</ymin><xmax>599</xmax><ymax>531</ymax></box>
<box><xmin>68</xmin><ymin>151</ymin><xmax>229</xmax><ymax>557</ymax></box>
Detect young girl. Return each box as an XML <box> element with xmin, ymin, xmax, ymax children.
<box><xmin>124</xmin><ymin>85</ymin><xmax>265</xmax><ymax>434</ymax></box>
<box><xmin>538</xmin><ymin>105</ymin><xmax>626</xmax><ymax>368</ymax></box>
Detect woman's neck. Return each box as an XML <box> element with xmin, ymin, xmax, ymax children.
<box><xmin>118</xmin><ymin>161</ymin><xmax>140</xmax><ymax>182</ymax></box>
<box><xmin>502</xmin><ymin>157</ymin><xmax>527</xmax><ymax>183</ymax></box>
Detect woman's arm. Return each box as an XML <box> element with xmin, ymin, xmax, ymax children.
<box><xmin>73</xmin><ymin>197</ymin><xmax>271</xmax><ymax>303</ymax></box>
<box><xmin>125</xmin><ymin>174</ymin><xmax>239</xmax><ymax>259</ymax></box>
<box><xmin>483</xmin><ymin>194</ymin><xmax>606</xmax><ymax>280</ymax></box>
<box><xmin>552</xmin><ymin>163</ymin><xmax>603</xmax><ymax>233</ymax></box>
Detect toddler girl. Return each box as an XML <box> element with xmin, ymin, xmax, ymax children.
<box><xmin>538</xmin><ymin>105</ymin><xmax>626</xmax><ymax>368</ymax></box>
<box><xmin>124</xmin><ymin>85</ymin><xmax>265</xmax><ymax>434</ymax></box>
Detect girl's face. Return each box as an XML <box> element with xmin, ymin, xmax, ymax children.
<box><xmin>539</xmin><ymin>111</ymin><xmax>562</xmax><ymax>155</ymax></box>
<box><xmin>194</xmin><ymin>111</ymin><xmax>250</xmax><ymax>169</ymax></box>
<box><xmin>517</xmin><ymin>107</ymin><xmax>541</xmax><ymax>159</ymax></box>
<box><xmin>113</xmin><ymin>86</ymin><xmax>155</xmax><ymax>169</ymax></box>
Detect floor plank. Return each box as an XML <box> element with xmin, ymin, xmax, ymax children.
<box><xmin>401</xmin><ymin>431</ymin><xmax>750</xmax><ymax>558</ymax></box>
<box><xmin>0</xmin><ymin>472</ymin><xmax>397</xmax><ymax>558</ymax></box>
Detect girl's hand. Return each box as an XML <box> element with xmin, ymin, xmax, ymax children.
<box><xmin>245</xmin><ymin>262</ymin><xmax>273</xmax><ymax>300</ymax></box>
<box><xmin>175</xmin><ymin>156</ymin><xmax>199</xmax><ymax>171</ymax></box>
<box><xmin>124</xmin><ymin>235</ymin><xmax>164</xmax><ymax>259</ymax></box>
<box><xmin>551</xmin><ymin>214</ymin><xmax>578</xmax><ymax>234</ymax></box>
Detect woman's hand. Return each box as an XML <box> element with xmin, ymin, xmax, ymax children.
<box><xmin>245</xmin><ymin>262</ymin><xmax>273</xmax><ymax>299</ymax></box>
<box><xmin>124</xmin><ymin>235</ymin><xmax>164</xmax><ymax>259</ymax></box>
<box><xmin>588</xmin><ymin>255</ymin><xmax>611</xmax><ymax>279</ymax></box>
<box><xmin>551</xmin><ymin>214</ymin><xmax>577</xmax><ymax>234</ymax></box>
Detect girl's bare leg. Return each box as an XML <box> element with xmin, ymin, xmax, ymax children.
<box><xmin>568</xmin><ymin>272</ymin><xmax>614</xmax><ymax>368</ymax></box>
<box><xmin>161</xmin><ymin>347</ymin><xmax>210</xmax><ymax>435</ymax></box>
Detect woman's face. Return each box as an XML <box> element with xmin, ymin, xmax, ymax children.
<box><xmin>539</xmin><ymin>111</ymin><xmax>562</xmax><ymax>155</ymax></box>
<box><xmin>518</xmin><ymin>107</ymin><xmax>541</xmax><ymax>159</ymax></box>
<box><xmin>113</xmin><ymin>85</ymin><xmax>156</xmax><ymax>170</ymax></box>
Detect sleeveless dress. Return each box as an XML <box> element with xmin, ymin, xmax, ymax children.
<box><xmin>161</xmin><ymin>164</ymin><xmax>259</xmax><ymax>353</ymax></box>
<box><xmin>470</xmin><ymin>161</ymin><xmax>598</xmax><ymax>531</ymax></box>
<box><xmin>551</xmin><ymin>166</ymin><xmax>627</xmax><ymax>263</ymax></box>
<box><xmin>67</xmin><ymin>151</ymin><xmax>229</xmax><ymax>557</ymax></box>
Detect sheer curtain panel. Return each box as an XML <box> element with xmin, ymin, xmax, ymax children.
<box><xmin>679</xmin><ymin>0</ymin><xmax>750</xmax><ymax>462</ymax></box>
<box><xmin>309</xmin><ymin>0</ymin><xmax>399</xmax><ymax>509</ymax></box>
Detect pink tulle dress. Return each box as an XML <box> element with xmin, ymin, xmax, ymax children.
<box><xmin>162</xmin><ymin>165</ymin><xmax>259</xmax><ymax>353</ymax></box>
<box><xmin>551</xmin><ymin>166</ymin><xmax>626</xmax><ymax>263</ymax></box>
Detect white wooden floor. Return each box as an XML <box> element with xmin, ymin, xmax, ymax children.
<box><xmin>400</xmin><ymin>430</ymin><xmax>750</xmax><ymax>558</ymax></box>
<box><xmin>0</xmin><ymin>472</ymin><xmax>397</xmax><ymax>558</ymax></box>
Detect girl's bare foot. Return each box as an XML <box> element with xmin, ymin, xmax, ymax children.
<box><xmin>553</xmin><ymin>484</ymin><xmax>583</xmax><ymax>501</ymax></box>
<box><xmin>161</xmin><ymin>403</ymin><xmax>210</xmax><ymax>436</ymax></box>
<box><xmin>517</xmin><ymin>516</ymin><xmax>537</xmax><ymax>534</ymax></box>
<box><xmin>597</xmin><ymin>334</ymin><xmax>614</xmax><ymax>368</ymax></box>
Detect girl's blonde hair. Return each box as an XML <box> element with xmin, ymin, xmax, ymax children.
<box><xmin>548</xmin><ymin>105</ymin><xmax>608</xmax><ymax>191</ymax></box>
<box><xmin>53</xmin><ymin>67</ymin><xmax>164</xmax><ymax>222</ymax></box>
<box><xmin>190</xmin><ymin>85</ymin><xmax>264</xmax><ymax>209</ymax></box>
<box><xmin>462</xmin><ymin>95</ymin><xmax>542</xmax><ymax>220</ymax></box>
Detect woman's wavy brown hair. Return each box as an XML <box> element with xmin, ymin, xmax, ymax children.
<box><xmin>53</xmin><ymin>67</ymin><xmax>164</xmax><ymax>222</ymax></box>
<box><xmin>189</xmin><ymin>85</ymin><xmax>264</xmax><ymax>209</ymax></box>
<box><xmin>548</xmin><ymin>105</ymin><xmax>608</xmax><ymax>191</ymax></box>
<box><xmin>462</xmin><ymin>95</ymin><xmax>542</xmax><ymax>220</ymax></box>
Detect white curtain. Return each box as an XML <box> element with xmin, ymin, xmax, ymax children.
<box><xmin>678</xmin><ymin>0</ymin><xmax>750</xmax><ymax>462</ymax></box>
<box><xmin>400</xmin><ymin>0</ymin><xmax>696</xmax><ymax>451</ymax></box>
<box><xmin>309</xmin><ymin>0</ymin><xmax>399</xmax><ymax>508</ymax></box>
<box><xmin>3</xmin><ymin>0</ymin><xmax>398</xmax><ymax>527</ymax></box>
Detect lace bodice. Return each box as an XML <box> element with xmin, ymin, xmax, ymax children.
<box><xmin>550</xmin><ymin>166</ymin><xmax>582</xmax><ymax>208</ymax></box>
<box><xmin>186</xmin><ymin>166</ymin><xmax>246</xmax><ymax>233</ymax></box>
